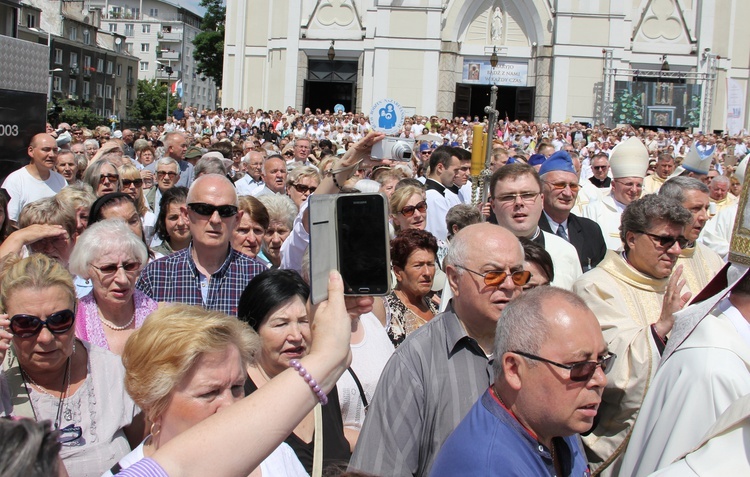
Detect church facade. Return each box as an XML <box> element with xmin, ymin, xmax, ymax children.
<box><xmin>222</xmin><ymin>0</ymin><xmax>749</xmax><ymax>131</ymax></box>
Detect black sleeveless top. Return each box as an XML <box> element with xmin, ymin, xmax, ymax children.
<box><xmin>244</xmin><ymin>377</ymin><xmax>351</xmax><ymax>474</ymax></box>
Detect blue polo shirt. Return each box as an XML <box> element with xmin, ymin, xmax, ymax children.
<box><xmin>430</xmin><ymin>388</ymin><xmax>591</xmax><ymax>477</ymax></box>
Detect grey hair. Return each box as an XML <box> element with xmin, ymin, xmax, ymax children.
<box><xmin>81</xmin><ymin>158</ymin><xmax>122</xmax><ymax>193</ymax></box>
<box><xmin>493</xmin><ymin>287</ymin><xmax>588</xmax><ymax>378</ymax></box>
<box><xmin>68</xmin><ymin>219</ymin><xmax>148</xmax><ymax>280</ymax></box>
<box><xmin>257</xmin><ymin>194</ymin><xmax>298</xmax><ymax>229</ymax></box>
<box><xmin>659</xmin><ymin>177</ymin><xmax>708</xmax><ymax>203</ymax></box>
<box><xmin>0</xmin><ymin>419</ymin><xmax>62</xmax><ymax>477</ymax></box>
<box><xmin>352</xmin><ymin>179</ymin><xmax>380</xmax><ymax>193</ymax></box>
<box><xmin>620</xmin><ymin>194</ymin><xmax>692</xmax><ymax>252</ymax></box>
<box><xmin>286</xmin><ymin>165</ymin><xmax>321</xmax><ymax>187</ymax></box>
<box><xmin>445</xmin><ymin>204</ymin><xmax>481</xmax><ymax>241</ymax></box>
<box><xmin>443</xmin><ymin>228</ymin><xmax>471</xmax><ymax>275</ymax></box>
<box><xmin>156</xmin><ymin>156</ymin><xmax>179</xmax><ymax>170</ymax></box>
<box><xmin>83</xmin><ymin>138</ymin><xmax>100</xmax><ymax>150</ymax></box>
<box><xmin>194</xmin><ymin>156</ymin><xmax>228</xmax><ymax>177</ymax></box>
<box><xmin>710</xmin><ymin>175</ymin><xmax>731</xmax><ymax>187</ymax></box>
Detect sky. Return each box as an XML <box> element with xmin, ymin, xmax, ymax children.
<box><xmin>181</xmin><ymin>0</ymin><xmax>206</xmax><ymax>16</ymax></box>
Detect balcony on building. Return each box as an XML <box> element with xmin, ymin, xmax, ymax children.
<box><xmin>155</xmin><ymin>69</ymin><xmax>180</xmax><ymax>81</ymax></box>
<box><xmin>157</xmin><ymin>49</ymin><xmax>180</xmax><ymax>61</ymax></box>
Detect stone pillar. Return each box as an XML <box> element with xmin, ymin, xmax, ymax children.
<box><xmin>437</xmin><ymin>42</ymin><xmax>460</xmax><ymax>119</ymax></box>
<box><xmin>534</xmin><ymin>46</ymin><xmax>552</xmax><ymax>123</ymax></box>
<box><xmin>295</xmin><ymin>50</ymin><xmax>307</xmax><ymax>111</ymax></box>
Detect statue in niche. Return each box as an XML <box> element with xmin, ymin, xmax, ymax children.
<box><xmin>491</xmin><ymin>6</ymin><xmax>503</xmax><ymax>41</ymax></box>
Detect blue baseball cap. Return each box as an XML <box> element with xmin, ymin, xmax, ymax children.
<box><xmin>538</xmin><ymin>150</ymin><xmax>576</xmax><ymax>175</ymax></box>
<box><xmin>528</xmin><ymin>154</ymin><xmax>546</xmax><ymax>167</ymax></box>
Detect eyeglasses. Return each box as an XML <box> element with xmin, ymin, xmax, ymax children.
<box><xmin>9</xmin><ymin>309</ymin><xmax>76</xmax><ymax>338</ymax></box>
<box><xmin>293</xmin><ymin>183</ymin><xmax>317</xmax><ymax>194</ymax></box>
<box><xmin>635</xmin><ymin>231</ymin><xmax>689</xmax><ymax>250</ymax></box>
<box><xmin>91</xmin><ymin>261</ymin><xmax>141</xmax><ymax>276</ymax></box>
<box><xmin>399</xmin><ymin>201</ymin><xmax>427</xmax><ymax>217</ymax></box>
<box><xmin>122</xmin><ymin>178</ymin><xmax>143</xmax><ymax>188</ymax></box>
<box><xmin>187</xmin><ymin>202</ymin><xmax>239</xmax><ymax>218</ymax></box>
<box><xmin>455</xmin><ymin>265</ymin><xmax>532</xmax><ymax>287</ymax></box>
<box><xmin>493</xmin><ymin>192</ymin><xmax>540</xmax><ymax>205</ymax></box>
<box><xmin>284</xmin><ymin>152</ymin><xmax>294</xmax><ymax>157</ymax></box>
<box><xmin>156</xmin><ymin>171</ymin><xmax>179</xmax><ymax>179</ymax></box>
<box><xmin>544</xmin><ymin>180</ymin><xmax>581</xmax><ymax>192</ymax></box>
<box><xmin>98</xmin><ymin>173</ymin><xmax>119</xmax><ymax>184</ymax></box>
<box><xmin>511</xmin><ymin>351</ymin><xmax>617</xmax><ymax>382</ymax></box>
<box><xmin>592</xmin><ymin>165</ymin><xmax>608</xmax><ymax>171</ymax></box>
<box><xmin>57</xmin><ymin>423</ymin><xmax>83</xmax><ymax>444</ymax></box>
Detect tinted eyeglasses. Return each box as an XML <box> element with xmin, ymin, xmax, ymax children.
<box><xmin>455</xmin><ymin>265</ymin><xmax>532</xmax><ymax>287</ymax></box>
<box><xmin>399</xmin><ymin>201</ymin><xmax>427</xmax><ymax>217</ymax></box>
<box><xmin>293</xmin><ymin>183</ymin><xmax>317</xmax><ymax>194</ymax></box>
<box><xmin>9</xmin><ymin>309</ymin><xmax>76</xmax><ymax>338</ymax></box>
<box><xmin>122</xmin><ymin>178</ymin><xmax>143</xmax><ymax>188</ymax></box>
<box><xmin>156</xmin><ymin>171</ymin><xmax>178</xmax><ymax>179</ymax></box>
<box><xmin>98</xmin><ymin>173</ymin><xmax>119</xmax><ymax>184</ymax></box>
<box><xmin>187</xmin><ymin>202</ymin><xmax>239</xmax><ymax>218</ymax></box>
<box><xmin>91</xmin><ymin>261</ymin><xmax>141</xmax><ymax>276</ymax></box>
<box><xmin>544</xmin><ymin>180</ymin><xmax>581</xmax><ymax>192</ymax></box>
<box><xmin>636</xmin><ymin>231</ymin><xmax>689</xmax><ymax>250</ymax></box>
<box><xmin>592</xmin><ymin>165</ymin><xmax>608</xmax><ymax>171</ymax></box>
<box><xmin>512</xmin><ymin>351</ymin><xmax>617</xmax><ymax>382</ymax></box>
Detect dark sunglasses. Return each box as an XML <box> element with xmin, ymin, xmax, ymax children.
<box><xmin>293</xmin><ymin>183</ymin><xmax>317</xmax><ymax>194</ymax></box>
<box><xmin>9</xmin><ymin>309</ymin><xmax>75</xmax><ymax>338</ymax></box>
<box><xmin>399</xmin><ymin>201</ymin><xmax>427</xmax><ymax>217</ymax></box>
<box><xmin>98</xmin><ymin>173</ymin><xmax>119</xmax><ymax>184</ymax></box>
<box><xmin>592</xmin><ymin>165</ymin><xmax>608</xmax><ymax>170</ymax></box>
<box><xmin>456</xmin><ymin>265</ymin><xmax>532</xmax><ymax>287</ymax></box>
<box><xmin>156</xmin><ymin>171</ymin><xmax>178</xmax><ymax>178</ymax></box>
<box><xmin>122</xmin><ymin>178</ymin><xmax>143</xmax><ymax>188</ymax></box>
<box><xmin>91</xmin><ymin>261</ymin><xmax>141</xmax><ymax>275</ymax></box>
<box><xmin>636</xmin><ymin>231</ymin><xmax>689</xmax><ymax>249</ymax></box>
<box><xmin>187</xmin><ymin>202</ymin><xmax>239</xmax><ymax>218</ymax></box>
<box><xmin>57</xmin><ymin>423</ymin><xmax>83</xmax><ymax>444</ymax></box>
<box><xmin>512</xmin><ymin>351</ymin><xmax>617</xmax><ymax>382</ymax></box>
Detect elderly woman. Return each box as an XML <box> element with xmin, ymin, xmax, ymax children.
<box><xmin>152</xmin><ymin>187</ymin><xmax>190</xmax><ymax>256</ymax></box>
<box><xmin>82</xmin><ymin>158</ymin><xmax>121</xmax><ymax>197</ymax></box>
<box><xmin>232</xmin><ymin>195</ymin><xmax>269</xmax><ymax>260</ymax></box>
<box><xmin>56</xmin><ymin>184</ymin><xmax>96</xmax><ymax>237</ymax></box>
<box><xmin>0</xmin><ymin>254</ymin><xmax>144</xmax><ymax>476</ymax></box>
<box><xmin>119</xmin><ymin>163</ymin><xmax>157</xmax><ymax>243</ymax></box>
<box><xmin>257</xmin><ymin>194</ymin><xmax>297</xmax><ymax>268</ymax></box>
<box><xmin>68</xmin><ymin>220</ymin><xmax>157</xmax><ymax>355</ymax></box>
<box><xmin>286</xmin><ymin>166</ymin><xmax>321</xmax><ymax>208</ymax></box>
<box><xmin>83</xmin><ymin>138</ymin><xmax>100</xmax><ymax>161</ymax></box>
<box><xmin>379</xmin><ymin>229</ymin><xmax>439</xmax><ymax>347</ymax></box>
<box><xmin>389</xmin><ymin>184</ymin><xmax>427</xmax><ymax>233</ymax></box>
<box><xmin>238</xmin><ymin>269</ymin><xmax>351</xmax><ymax>475</ymax></box>
<box><xmin>103</xmin><ymin>304</ymin><xmax>307</xmax><ymax>476</ymax></box>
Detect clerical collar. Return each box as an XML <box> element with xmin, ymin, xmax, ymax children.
<box><xmin>425</xmin><ymin>178</ymin><xmax>447</xmax><ymax>197</ymax></box>
<box><xmin>529</xmin><ymin>226</ymin><xmax>542</xmax><ymax>241</ymax></box>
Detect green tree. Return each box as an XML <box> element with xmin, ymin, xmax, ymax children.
<box><xmin>52</xmin><ymin>99</ymin><xmax>106</xmax><ymax>129</ymax></box>
<box><xmin>192</xmin><ymin>0</ymin><xmax>225</xmax><ymax>86</ymax></box>
<box><xmin>128</xmin><ymin>79</ymin><xmax>175</xmax><ymax>122</ymax></box>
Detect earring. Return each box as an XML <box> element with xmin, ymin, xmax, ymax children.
<box><xmin>150</xmin><ymin>421</ymin><xmax>161</xmax><ymax>438</ymax></box>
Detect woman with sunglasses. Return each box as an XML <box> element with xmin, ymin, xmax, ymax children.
<box><xmin>68</xmin><ymin>220</ymin><xmax>156</xmax><ymax>355</ymax></box>
<box><xmin>389</xmin><ymin>184</ymin><xmax>428</xmax><ymax>233</ymax></box>
<box><xmin>119</xmin><ymin>163</ymin><xmax>157</xmax><ymax>244</ymax></box>
<box><xmin>286</xmin><ymin>166</ymin><xmax>321</xmax><ymax>209</ymax></box>
<box><xmin>378</xmin><ymin>229</ymin><xmax>439</xmax><ymax>347</ymax></box>
<box><xmin>82</xmin><ymin>158</ymin><xmax>121</xmax><ymax>197</ymax></box>
<box><xmin>0</xmin><ymin>254</ymin><xmax>145</xmax><ymax>476</ymax></box>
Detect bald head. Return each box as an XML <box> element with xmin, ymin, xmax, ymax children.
<box><xmin>187</xmin><ymin>173</ymin><xmax>239</xmax><ymax>206</ymax></box>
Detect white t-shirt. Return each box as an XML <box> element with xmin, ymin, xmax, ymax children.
<box><xmin>2</xmin><ymin>166</ymin><xmax>67</xmax><ymax>221</ymax></box>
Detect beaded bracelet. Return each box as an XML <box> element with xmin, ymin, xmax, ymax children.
<box><xmin>289</xmin><ymin>359</ymin><xmax>329</xmax><ymax>405</ymax></box>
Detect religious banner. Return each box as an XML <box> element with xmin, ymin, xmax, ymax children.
<box><xmin>726</xmin><ymin>78</ymin><xmax>746</xmax><ymax>136</ymax></box>
<box><xmin>461</xmin><ymin>59</ymin><xmax>528</xmax><ymax>86</ymax></box>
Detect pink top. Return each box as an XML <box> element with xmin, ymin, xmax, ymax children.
<box><xmin>75</xmin><ymin>290</ymin><xmax>157</xmax><ymax>351</ymax></box>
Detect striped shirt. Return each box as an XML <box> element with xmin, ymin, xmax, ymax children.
<box><xmin>116</xmin><ymin>458</ymin><xmax>167</xmax><ymax>477</ymax></box>
<box><xmin>136</xmin><ymin>244</ymin><xmax>265</xmax><ymax>316</ymax></box>
<box><xmin>348</xmin><ymin>303</ymin><xmax>493</xmax><ymax>477</ymax></box>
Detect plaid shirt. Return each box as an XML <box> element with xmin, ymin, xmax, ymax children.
<box><xmin>136</xmin><ymin>244</ymin><xmax>266</xmax><ymax>316</ymax></box>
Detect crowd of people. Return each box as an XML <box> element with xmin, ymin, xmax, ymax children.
<box><xmin>0</xmin><ymin>104</ymin><xmax>749</xmax><ymax>477</ymax></box>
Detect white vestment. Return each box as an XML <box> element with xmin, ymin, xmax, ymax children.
<box><xmin>542</xmin><ymin>230</ymin><xmax>582</xmax><ymax>289</ymax></box>
<box><xmin>620</xmin><ymin>298</ymin><xmax>750</xmax><ymax>476</ymax></box>
<box><xmin>699</xmin><ymin>203</ymin><xmax>737</xmax><ymax>259</ymax></box>
<box><xmin>581</xmin><ymin>192</ymin><xmax>624</xmax><ymax>251</ymax></box>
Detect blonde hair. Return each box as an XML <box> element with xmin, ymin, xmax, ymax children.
<box><xmin>56</xmin><ymin>183</ymin><xmax>96</xmax><ymax>212</ymax></box>
<box><xmin>118</xmin><ymin>162</ymin><xmax>149</xmax><ymax>216</ymax></box>
<box><xmin>18</xmin><ymin>196</ymin><xmax>77</xmax><ymax>237</ymax></box>
<box><xmin>122</xmin><ymin>304</ymin><xmax>260</xmax><ymax>421</ymax></box>
<box><xmin>0</xmin><ymin>254</ymin><xmax>75</xmax><ymax>313</ymax></box>
<box><xmin>389</xmin><ymin>185</ymin><xmax>425</xmax><ymax>215</ymax></box>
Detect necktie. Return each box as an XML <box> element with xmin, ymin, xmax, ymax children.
<box><xmin>556</xmin><ymin>223</ymin><xmax>569</xmax><ymax>242</ymax></box>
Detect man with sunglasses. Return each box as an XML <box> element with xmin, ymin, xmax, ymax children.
<box><xmin>572</xmin><ymin>194</ymin><xmax>693</xmax><ymax>476</ymax></box>
<box><xmin>582</xmin><ymin>137</ymin><xmax>651</xmax><ymax>250</ymax></box>
<box><xmin>146</xmin><ymin>157</ymin><xmax>181</xmax><ymax>218</ymax></box>
<box><xmin>351</xmin><ymin>223</ymin><xmax>527</xmax><ymax>477</ymax></box>
<box><xmin>588</xmin><ymin>154</ymin><xmax>612</xmax><ymax>189</ymax></box>
<box><xmin>431</xmin><ymin>287</ymin><xmax>611</xmax><ymax>477</ymax></box>
<box><xmin>137</xmin><ymin>174</ymin><xmax>266</xmax><ymax>315</ymax></box>
<box><xmin>538</xmin><ymin>151</ymin><xmax>607</xmax><ymax>271</ymax></box>
<box><xmin>3</xmin><ymin>133</ymin><xmax>68</xmax><ymax>224</ymax></box>
<box><xmin>489</xmin><ymin>162</ymin><xmax>582</xmax><ymax>289</ymax></box>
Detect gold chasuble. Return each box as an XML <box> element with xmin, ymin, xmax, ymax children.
<box><xmin>676</xmin><ymin>243</ymin><xmax>724</xmax><ymax>296</ymax></box>
<box><xmin>572</xmin><ymin>250</ymin><xmax>669</xmax><ymax>476</ymax></box>
<box><xmin>710</xmin><ymin>194</ymin><xmax>739</xmax><ymax>216</ymax></box>
<box><xmin>642</xmin><ymin>174</ymin><xmax>667</xmax><ymax>195</ymax></box>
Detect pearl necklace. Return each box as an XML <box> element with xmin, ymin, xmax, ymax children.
<box><xmin>99</xmin><ymin>308</ymin><xmax>135</xmax><ymax>331</ymax></box>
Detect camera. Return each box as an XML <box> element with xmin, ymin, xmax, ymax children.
<box><xmin>370</xmin><ymin>137</ymin><xmax>415</xmax><ymax>162</ymax></box>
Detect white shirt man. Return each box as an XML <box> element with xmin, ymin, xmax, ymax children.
<box><xmin>423</xmin><ymin>146</ymin><xmax>462</xmax><ymax>241</ymax></box>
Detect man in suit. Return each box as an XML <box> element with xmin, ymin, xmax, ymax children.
<box><xmin>538</xmin><ymin>151</ymin><xmax>607</xmax><ymax>272</ymax></box>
